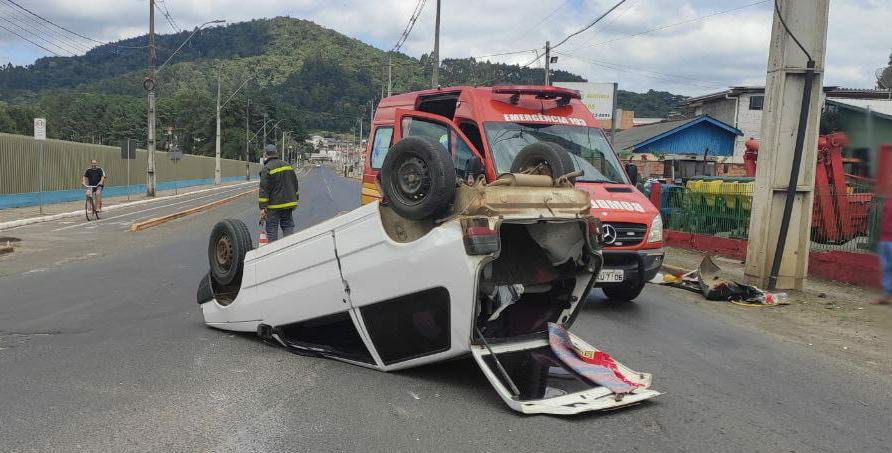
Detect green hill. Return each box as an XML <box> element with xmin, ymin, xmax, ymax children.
<box><xmin>0</xmin><ymin>17</ymin><xmax>684</xmax><ymax>159</ymax></box>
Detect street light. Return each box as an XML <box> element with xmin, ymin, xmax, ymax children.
<box><xmin>216</xmin><ymin>72</ymin><xmax>255</xmax><ymax>184</ymax></box>
<box><xmin>146</xmin><ymin>17</ymin><xmax>225</xmax><ymax>197</ymax></box>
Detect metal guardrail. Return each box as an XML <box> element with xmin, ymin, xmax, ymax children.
<box><xmin>0</xmin><ymin>132</ymin><xmax>262</xmax><ymax>195</ymax></box>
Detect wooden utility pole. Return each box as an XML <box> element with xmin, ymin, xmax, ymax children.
<box><xmin>146</xmin><ymin>0</ymin><xmax>157</xmax><ymax>196</ymax></box>
<box><xmin>431</xmin><ymin>0</ymin><xmax>441</xmax><ymax>88</ymax></box>
<box><xmin>745</xmin><ymin>0</ymin><xmax>830</xmax><ymax>290</ymax></box>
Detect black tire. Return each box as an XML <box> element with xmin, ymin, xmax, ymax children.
<box><xmin>197</xmin><ymin>272</ymin><xmax>214</xmax><ymax>305</ymax></box>
<box><xmin>603</xmin><ymin>280</ymin><xmax>646</xmax><ymax>301</ymax></box>
<box><xmin>381</xmin><ymin>136</ymin><xmax>456</xmax><ymax>220</ymax></box>
<box><xmin>509</xmin><ymin>142</ymin><xmax>577</xmax><ymax>182</ymax></box>
<box><xmin>208</xmin><ymin>219</ymin><xmax>253</xmax><ymax>286</ymax></box>
<box><xmin>85</xmin><ymin>197</ymin><xmax>94</xmax><ymax>221</ymax></box>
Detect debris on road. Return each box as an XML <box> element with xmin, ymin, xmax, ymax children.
<box><xmin>660</xmin><ymin>255</ymin><xmax>789</xmax><ymax>306</ymax></box>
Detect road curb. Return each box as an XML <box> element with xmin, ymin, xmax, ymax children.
<box><xmin>129</xmin><ymin>188</ymin><xmax>257</xmax><ymax>232</ymax></box>
<box><xmin>0</xmin><ymin>181</ymin><xmax>257</xmax><ymax>231</ymax></box>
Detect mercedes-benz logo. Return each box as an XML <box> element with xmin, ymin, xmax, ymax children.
<box><xmin>602</xmin><ymin>224</ymin><xmax>618</xmax><ymax>245</ymax></box>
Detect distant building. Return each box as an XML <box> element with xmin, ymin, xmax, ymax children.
<box><xmin>614</xmin><ymin>115</ymin><xmax>743</xmax><ymax>179</ymax></box>
<box><xmin>674</xmin><ymin>86</ymin><xmax>892</xmax><ymax>161</ymax></box>
<box><xmin>614</xmin><ymin>115</ymin><xmax>742</xmax><ymax>157</ymax></box>
<box><xmin>824</xmin><ymin>98</ymin><xmax>892</xmax><ymax>177</ymax></box>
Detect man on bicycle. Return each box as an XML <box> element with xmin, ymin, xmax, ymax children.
<box><xmin>82</xmin><ymin>159</ymin><xmax>106</xmax><ymax>212</ymax></box>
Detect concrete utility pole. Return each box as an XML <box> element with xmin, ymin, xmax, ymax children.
<box><xmin>214</xmin><ymin>70</ymin><xmax>222</xmax><ymax>185</ymax></box>
<box><xmin>262</xmin><ymin>113</ymin><xmax>268</xmax><ymax>147</ymax></box>
<box><xmin>146</xmin><ymin>0</ymin><xmax>157</xmax><ymax>196</ymax></box>
<box><xmin>544</xmin><ymin>41</ymin><xmax>551</xmax><ymax>86</ymax></box>
<box><xmin>245</xmin><ymin>98</ymin><xmax>250</xmax><ymax>180</ymax></box>
<box><xmin>387</xmin><ymin>53</ymin><xmax>393</xmax><ymax>97</ymax></box>
<box><xmin>431</xmin><ymin>0</ymin><xmax>441</xmax><ymax>88</ymax></box>
<box><xmin>745</xmin><ymin>0</ymin><xmax>830</xmax><ymax>290</ymax></box>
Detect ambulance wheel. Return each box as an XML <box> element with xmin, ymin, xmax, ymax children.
<box><xmin>603</xmin><ymin>281</ymin><xmax>646</xmax><ymax>302</ymax></box>
<box><xmin>208</xmin><ymin>219</ymin><xmax>252</xmax><ymax>286</ymax></box>
<box><xmin>510</xmin><ymin>142</ymin><xmax>576</xmax><ymax>183</ymax></box>
<box><xmin>381</xmin><ymin>136</ymin><xmax>456</xmax><ymax>220</ymax></box>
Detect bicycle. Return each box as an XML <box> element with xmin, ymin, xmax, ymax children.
<box><xmin>84</xmin><ymin>185</ymin><xmax>100</xmax><ymax>221</ymax></box>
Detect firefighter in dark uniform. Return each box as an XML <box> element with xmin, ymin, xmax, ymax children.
<box><xmin>259</xmin><ymin>144</ymin><xmax>299</xmax><ymax>242</ymax></box>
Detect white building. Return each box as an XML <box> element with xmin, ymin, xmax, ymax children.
<box><xmin>676</xmin><ymin>86</ymin><xmax>892</xmax><ymax>162</ymax></box>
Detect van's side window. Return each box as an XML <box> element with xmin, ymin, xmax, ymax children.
<box><xmin>451</xmin><ymin>130</ymin><xmax>475</xmax><ymax>180</ymax></box>
<box><xmin>370</xmin><ymin>127</ymin><xmax>394</xmax><ymax>169</ymax></box>
<box><xmin>403</xmin><ymin>117</ymin><xmax>478</xmax><ymax>180</ymax></box>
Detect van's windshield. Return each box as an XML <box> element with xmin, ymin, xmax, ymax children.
<box><xmin>484</xmin><ymin>122</ymin><xmax>628</xmax><ymax>184</ymax></box>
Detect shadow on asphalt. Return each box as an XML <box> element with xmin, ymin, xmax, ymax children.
<box><xmin>583</xmin><ymin>293</ymin><xmax>643</xmax><ymax>314</ymax></box>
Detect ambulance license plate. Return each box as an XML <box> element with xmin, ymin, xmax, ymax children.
<box><xmin>597</xmin><ymin>269</ymin><xmax>625</xmax><ymax>283</ymax></box>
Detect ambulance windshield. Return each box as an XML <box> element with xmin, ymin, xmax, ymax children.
<box><xmin>484</xmin><ymin>122</ymin><xmax>628</xmax><ymax>184</ymax></box>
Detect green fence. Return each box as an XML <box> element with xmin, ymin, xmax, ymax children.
<box><xmin>658</xmin><ymin>179</ymin><xmax>882</xmax><ymax>254</ymax></box>
<box><xmin>0</xmin><ymin>133</ymin><xmax>262</xmax><ymax>195</ymax></box>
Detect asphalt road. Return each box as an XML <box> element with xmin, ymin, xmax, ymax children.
<box><xmin>1</xmin><ymin>166</ymin><xmax>890</xmax><ymax>453</ymax></box>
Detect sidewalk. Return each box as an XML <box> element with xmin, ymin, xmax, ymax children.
<box><xmin>660</xmin><ymin>246</ymin><xmax>892</xmax><ymax>373</ymax></box>
<box><xmin>0</xmin><ymin>180</ymin><xmax>256</xmax><ymax>227</ymax></box>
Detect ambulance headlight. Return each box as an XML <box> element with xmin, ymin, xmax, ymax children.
<box><xmin>647</xmin><ymin>215</ymin><xmax>663</xmax><ymax>243</ymax></box>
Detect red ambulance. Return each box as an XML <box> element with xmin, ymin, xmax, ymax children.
<box><xmin>360</xmin><ymin>85</ymin><xmax>663</xmax><ymax>301</ymax></box>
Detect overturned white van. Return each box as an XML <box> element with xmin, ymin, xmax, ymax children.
<box><xmin>196</xmin><ymin>135</ymin><xmax>660</xmax><ymax>415</ymax></box>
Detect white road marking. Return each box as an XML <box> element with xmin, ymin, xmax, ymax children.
<box><xmin>51</xmin><ymin>187</ymin><xmax>247</xmax><ymax>232</ymax></box>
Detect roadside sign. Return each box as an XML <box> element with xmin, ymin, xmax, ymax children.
<box><xmin>33</xmin><ymin>118</ymin><xmax>46</xmax><ymax>140</ymax></box>
<box><xmin>120</xmin><ymin>139</ymin><xmax>137</xmax><ymax>159</ymax></box>
<box><xmin>553</xmin><ymin>82</ymin><xmax>616</xmax><ymax>120</ymax></box>
<box><xmin>169</xmin><ymin>150</ymin><xmax>183</xmax><ymax>161</ymax></box>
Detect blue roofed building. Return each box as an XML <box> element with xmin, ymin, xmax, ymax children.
<box><xmin>613</xmin><ymin>115</ymin><xmax>743</xmax><ymax>158</ymax></box>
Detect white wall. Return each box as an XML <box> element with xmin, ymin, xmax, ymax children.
<box><xmin>732</xmin><ymin>93</ymin><xmax>764</xmax><ymax>162</ymax></box>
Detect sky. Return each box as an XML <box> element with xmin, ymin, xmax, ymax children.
<box><xmin>0</xmin><ymin>0</ymin><xmax>890</xmax><ymax>96</ymax></box>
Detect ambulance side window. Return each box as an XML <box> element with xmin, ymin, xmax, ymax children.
<box><xmin>370</xmin><ymin>127</ymin><xmax>394</xmax><ymax>169</ymax></box>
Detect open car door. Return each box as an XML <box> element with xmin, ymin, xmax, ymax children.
<box><xmin>470</xmin><ymin>326</ymin><xmax>660</xmax><ymax>415</ymax></box>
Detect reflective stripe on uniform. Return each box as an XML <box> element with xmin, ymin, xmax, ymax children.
<box><xmin>258</xmin><ymin>197</ymin><xmax>269</xmax><ymax>202</ymax></box>
<box><xmin>269</xmin><ymin>165</ymin><xmax>294</xmax><ymax>175</ymax></box>
<box><xmin>267</xmin><ymin>201</ymin><xmax>298</xmax><ymax>209</ymax></box>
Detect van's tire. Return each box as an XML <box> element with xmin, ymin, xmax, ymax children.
<box><xmin>381</xmin><ymin>136</ymin><xmax>456</xmax><ymax>220</ymax></box>
<box><xmin>208</xmin><ymin>219</ymin><xmax>253</xmax><ymax>286</ymax></box>
<box><xmin>197</xmin><ymin>272</ymin><xmax>214</xmax><ymax>305</ymax></box>
<box><xmin>510</xmin><ymin>142</ymin><xmax>576</xmax><ymax>183</ymax></box>
<box><xmin>603</xmin><ymin>280</ymin><xmax>646</xmax><ymax>302</ymax></box>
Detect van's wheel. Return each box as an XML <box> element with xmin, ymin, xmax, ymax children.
<box><xmin>197</xmin><ymin>272</ymin><xmax>214</xmax><ymax>305</ymax></box>
<box><xmin>381</xmin><ymin>136</ymin><xmax>456</xmax><ymax>220</ymax></box>
<box><xmin>603</xmin><ymin>281</ymin><xmax>646</xmax><ymax>301</ymax></box>
<box><xmin>510</xmin><ymin>142</ymin><xmax>577</xmax><ymax>183</ymax></box>
<box><xmin>208</xmin><ymin>219</ymin><xmax>253</xmax><ymax>286</ymax></box>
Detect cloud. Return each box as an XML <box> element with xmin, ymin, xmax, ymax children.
<box><xmin>0</xmin><ymin>0</ymin><xmax>889</xmax><ymax>95</ymax></box>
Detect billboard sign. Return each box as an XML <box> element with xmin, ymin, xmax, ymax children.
<box><xmin>553</xmin><ymin>82</ymin><xmax>616</xmax><ymax>120</ymax></box>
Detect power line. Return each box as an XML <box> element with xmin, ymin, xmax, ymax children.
<box><xmin>0</xmin><ymin>21</ymin><xmax>59</xmax><ymax>55</ymax></box>
<box><xmin>0</xmin><ymin>15</ymin><xmax>82</xmax><ymax>56</ymax></box>
<box><xmin>391</xmin><ymin>0</ymin><xmax>428</xmax><ymax>52</ymax></box>
<box><xmin>552</xmin><ymin>0</ymin><xmax>628</xmax><ymax>50</ymax></box>
<box><xmin>472</xmin><ymin>48</ymin><xmax>540</xmax><ymax>60</ymax></box>
<box><xmin>556</xmin><ymin>52</ymin><xmax>725</xmax><ymax>89</ymax></box>
<box><xmin>156</xmin><ymin>0</ymin><xmax>182</xmax><ymax>33</ymax></box>
<box><xmin>510</xmin><ymin>0</ymin><xmax>573</xmax><ymax>41</ymax></box>
<box><xmin>564</xmin><ymin>0</ymin><xmax>640</xmax><ymax>54</ymax></box>
<box><xmin>0</xmin><ymin>0</ymin><xmax>147</xmax><ymax>51</ymax></box>
<box><xmin>0</xmin><ymin>2</ymin><xmax>92</xmax><ymax>55</ymax></box>
<box><xmin>568</xmin><ymin>0</ymin><xmax>770</xmax><ymax>52</ymax></box>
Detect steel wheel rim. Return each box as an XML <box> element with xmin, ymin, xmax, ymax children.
<box><xmin>215</xmin><ymin>235</ymin><xmax>234</xmax><ymax>271</ymax></box>
<box><xmin>392</xmin><ymin>154</ymin><xmax>431</xmax><ymax>206</ymax></box>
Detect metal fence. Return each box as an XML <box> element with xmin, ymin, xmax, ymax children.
<box><xmin>0</xmin><ymin>133</ymin><xmax>261</xmax><ymax>195</ymax></box>
<box><xmin>655</xmin><ymin>179</ymin><xmax>883</xmax><ymax>254</ymax></box>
